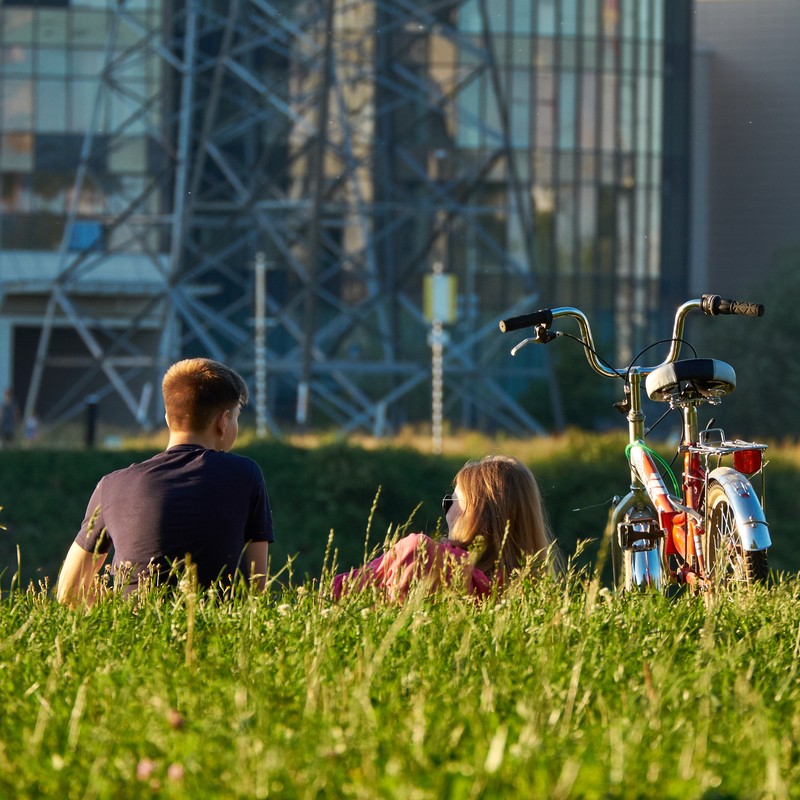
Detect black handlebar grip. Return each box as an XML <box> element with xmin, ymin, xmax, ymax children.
<box><xmin>499</xmin><ymin>308</ymin><xmax>553</xmax><ymax>333</ymax></box>
<box><xmin>701</xmin><ymin>294</ymin><xmax>764</xmax><ymax>317</ymax></box>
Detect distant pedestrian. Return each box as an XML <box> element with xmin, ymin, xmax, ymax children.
<box><xmin>1</xmin><ymin>388</ymin><xmax>20</xmax><ymax>448</ymax></box>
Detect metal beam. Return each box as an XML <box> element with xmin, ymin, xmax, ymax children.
<box><xmin>25</xmin><ymin>0</ymin><xmax>555</xmax><ymax>435</ymax></box>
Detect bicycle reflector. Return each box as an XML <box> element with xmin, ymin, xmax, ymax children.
<box><xmin>733</xmin><ymin>449</ymin><xmax>762</xmax><ymax>474</ymax></box>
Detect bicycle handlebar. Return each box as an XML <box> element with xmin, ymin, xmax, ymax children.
<box><xmin>498</xmin><ymin>309</ymin><xmax>553</xmax><ymax>333</ymax></box>
<box><xmin>500</xmin><ymin>293</ymin><xmax>764</xmax><ymax>379</ymax></box>
<box><xmin>700</xmin><ymin>294</ymin><xmax>764</xmax><ymax>317</ymax></box>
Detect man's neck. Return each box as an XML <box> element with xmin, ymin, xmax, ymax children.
<box><xmin>166</xmin><ymin>430</ymin><xmax>218</xmax><ymax>450</ymax></box>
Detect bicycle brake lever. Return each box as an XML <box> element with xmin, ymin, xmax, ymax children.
<box><xmin>510</xmin><ymin>337</ymin><xmax>535</xmax><ymax>357</ymax></box>
<box><xmin>510</xmin><ymin>328</ymin><xmax>559</xmax><ymax>356</ymax></box>
<box><xmin>533</xmin><ymin>323</ymin><xmax>557</xmax><ymax>343</ymax></box>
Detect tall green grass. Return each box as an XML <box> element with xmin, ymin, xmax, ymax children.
<box><xmin>2</xmin><ymin>435</ymin><xmax>800</xmax><ymax>795</ymax></box>
<box><xmin>1</xmin><ymin>570</ymin><xmax>800</xmax><ymax>798</ymax></box>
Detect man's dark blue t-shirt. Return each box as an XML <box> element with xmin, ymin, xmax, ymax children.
<box><xmin>75</xmin><ymin>444</ymin><xmax>273</xmax><ymax>588</ymax></box>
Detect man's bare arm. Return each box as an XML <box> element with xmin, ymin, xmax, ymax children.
<box><xmin>56</xmin><ymin>542</ymin><xmax>107</xmax><ymax>607</ymax></box>
<box><xmin>243</xmin><ymin>541</ymin><xmax>269</xmax><ymax>591</ymax></box>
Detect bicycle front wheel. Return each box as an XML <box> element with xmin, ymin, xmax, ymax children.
<box><xmin>705</xmin><ymin>482</ymin><xmax>769</xmax><ymax>585</ymax></box>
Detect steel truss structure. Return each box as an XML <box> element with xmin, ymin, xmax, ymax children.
<box><xmin>25</xmin><ymin>0</ymin><xmax>555</xmax><ymax>435</ymax></box>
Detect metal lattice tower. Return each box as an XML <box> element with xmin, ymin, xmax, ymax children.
<box><xmin>25</xmin><ymin>0</ymin><xmax>554</xmax><ymax>435</ymax></box>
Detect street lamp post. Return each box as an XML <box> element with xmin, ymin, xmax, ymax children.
<box><xmin>254</xmin><ymin>251</ymin><xmax>269</xmax><ymax>439</ymax></box>
<box><xmin>424</xmin><ymin>262</ymin><xmax>457</xmax><ymax>454</ymax></box>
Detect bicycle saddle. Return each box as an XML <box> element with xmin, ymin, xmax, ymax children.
<box><xmin>646</xmin><ymin>358</ymin><xmax>736</xmax><ymax>402</ymax></box>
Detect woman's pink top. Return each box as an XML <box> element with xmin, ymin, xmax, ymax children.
<box><xmin>332</xmin><ymin>533</ymin><xmax>493</xmax><ymax>602</ymax></box>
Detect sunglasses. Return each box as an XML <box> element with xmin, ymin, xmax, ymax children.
<box><xmin>442</xmin><ymin>494</ymin><xmax>455</xmax><ymax>516</ymax></box>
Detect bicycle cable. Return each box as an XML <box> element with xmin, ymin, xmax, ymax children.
<box><xmin>624</xmin><ymin>337</ymin><xmax>698</xmax><ymax>384</ymax></box>
<box><xmin>558</xmin><ymin>332</ymin><xmax>626</xmax><ymax>380</ymax></box>
<box><xmin>561</xmin><ymin>331</ymin><xmax>691</xmax><ymax>497</ymax></box>
<box><xmin>625</xmin><ymin>441</ymin><xmax>681</xmax><ymax>497</ymax></box>
<box><xmin>558</xmin><ymin>333</ymin><xmax>699</xmax><ymax>387</ymax></box>
<box><xmin>645</xmin><ymin>405</ymin><xmax>676</xmax><ymax>438</ymax></box>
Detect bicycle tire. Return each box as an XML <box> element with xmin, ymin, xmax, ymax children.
<box><xmin>705</xmin><ymin>482</ymin><xmax>769</xmax><ymax>585</ymax></box>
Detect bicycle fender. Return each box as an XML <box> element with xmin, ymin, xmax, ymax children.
<box><xmin>708</xmin><ymin>466</ymin><xmax>772</xmax><ymax>551</ymax></box>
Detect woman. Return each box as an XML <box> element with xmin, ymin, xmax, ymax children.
<box><xmin>332</xmin><ymin>455</ymin><xmax>559</xmax><ymax>601</ymax></box>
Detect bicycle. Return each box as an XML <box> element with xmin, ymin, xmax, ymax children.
<box><xmin>499</xmin><ymin>294</ymin><xmax>771</xmax><ymax>592</ymax></box>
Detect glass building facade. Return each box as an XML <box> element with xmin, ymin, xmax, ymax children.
<box><xmin>0</xmin><ymin>0</ymin><xmax>692</xmax><ymax>432</ymax></box>
<box><xmin>0</xmin><ymin>0</ymin><xmax>164</xmax><ymax>252</ymax></box>
<box><xmin>449</xmin><ymin>0</ymin><xmax>691</xmax><ymax>357</ymax></box>
<box><xmin>0</xmin><ymin>0</ymin><xmax>169</xmax><ymax>425</ymax></box>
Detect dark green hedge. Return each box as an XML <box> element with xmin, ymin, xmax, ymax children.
<box><xmin>0</xmin><ymin>442</ymin><xmax>464</xmax><ymax>587</ymax></box>
<box><xmin>1</xmin><ymin>436</ymin><xmax>798</xmax><ymax>587</ymax></box>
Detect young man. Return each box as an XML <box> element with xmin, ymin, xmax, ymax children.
<box><xmin>57</xmin><ymin>359</ymin><xmax>273</xmax><ymax>606</ymax></box>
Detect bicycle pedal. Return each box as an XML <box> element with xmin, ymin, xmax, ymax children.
<box><xmin>618</xmin><ymin>521</ymin><xmax>664</xmax><ymax>550</ymax></box>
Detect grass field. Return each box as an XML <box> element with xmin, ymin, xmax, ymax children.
<box><xmin>2</xmin><ymin>565</ymin><xmax>800</xmax><ymax>799</ymax></box>
<box><xmin>2</xmin><ymin>433</ymin><xmax>800</xmax><ymax>797</ymax></box>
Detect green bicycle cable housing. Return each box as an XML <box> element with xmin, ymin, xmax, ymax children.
<box><xmin>625</xmin><ymin>442</ymin><xmax>681</xmax><ymax>497</ymax></box>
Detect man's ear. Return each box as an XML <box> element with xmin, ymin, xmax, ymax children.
<box><xmin>215</xmin><ymin>407</ymin><xmax>231</xmax><ymax>437</ymax></box>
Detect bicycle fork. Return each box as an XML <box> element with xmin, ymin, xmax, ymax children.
<box><xmin>611</xmin><ymin>489</ymin><xmax>666</xmax><ymax>592</ymax></box>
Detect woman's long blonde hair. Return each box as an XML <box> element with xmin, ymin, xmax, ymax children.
<box><xmin>447</xmin><ymin>455</ymin><xmax>558</xmax><ymax>578</ymax></box>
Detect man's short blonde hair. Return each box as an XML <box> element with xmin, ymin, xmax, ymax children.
<box><xmin>162</xmin><ymin>358</ymin><xmax>248</xmax><ymax>432</ymax></box>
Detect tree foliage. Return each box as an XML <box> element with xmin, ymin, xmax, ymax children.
<box><xmin>521</xmin><ymin>340</ymin><xmax>621</xmax><ymax>432</ymax></box>
<box><xmin>694</xmin><ymin>248</ymin><xmax>800</xmax><ymax>440</ymax></box>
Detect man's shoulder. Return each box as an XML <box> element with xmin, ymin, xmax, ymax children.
<box><xmin>202</xmin><ymin>450</ymin><xmax>265</xmax><ymax>485</ymax></box>
<box><xmin>104</xmin><ymin>447</ymin><xmax>262</xmax><ymax>477</ymax></box>
<box><xmin>99</xmin><ymin>449</ymin><xmax>263</xmax><ymax>499</ymax></box>
<box><xmin>213</xmin><ymin>449</ymin><xmax>261</xmax><ymax>468</ymax></box>
<box><xmin>96</xmin><ymin>451</ymin><xmax>169</xmax><ymax>486</ymax></box>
